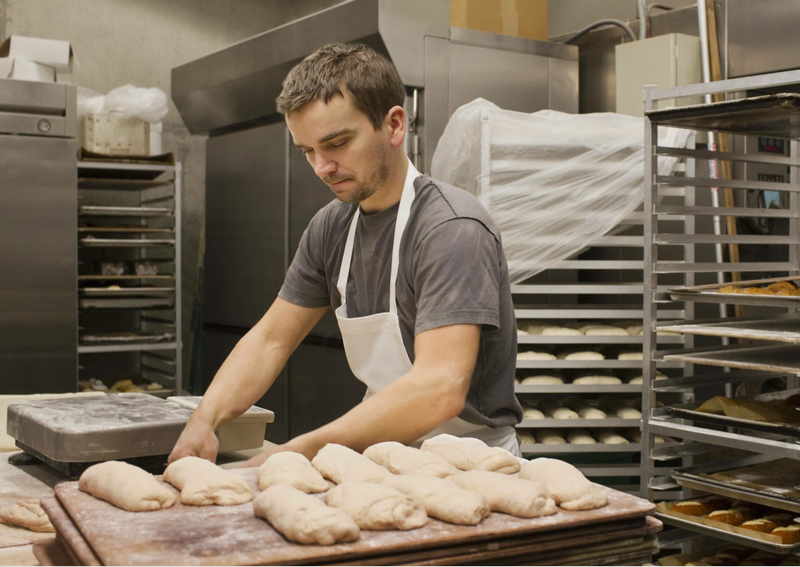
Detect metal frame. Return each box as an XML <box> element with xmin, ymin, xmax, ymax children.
<box><xmin>643</xmin><ymin>69</ymin><xmax>800</xmax><ymax>549</ymax></box>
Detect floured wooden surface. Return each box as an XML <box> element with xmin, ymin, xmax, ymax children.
<box><xmin>0</xmin><ymin>452</ymin><xmax>60</xmax><ymax>549</ymax></box>
<box><xmin>54</xmin><ymin>468</ymin><xmax>654</xmax><ymax>566</ymax></box>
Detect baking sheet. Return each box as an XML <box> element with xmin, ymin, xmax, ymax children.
<box><xmin>658</xmin><ymin>318</ymin><xmax>800</xmax><ymax>343</ymax></box>
<box><xmin>79</xmin><ymin>332</ymin><xmax>175</xmax><ymax>344</ymax></box>
<box><xmin>662</xmin><ymin>344</ymin><xmax>800</xmax><ymax>374</ymax></box>
<box><xmin>80</xmin><ymin>287</ymin><xmax>174</xmax><ymax>297</ymax></box>
<box><xmin>667</xmin><ymin>276</ymin><xmax>800</xmax><ymax>308</ymax></box>
<box><xmin>79</xmin><ymin>206</ymin><xmax>172</xmax><ymax>217</ymax></box>
<box><xmin>79</xmin><ymin>297</ymin><xmax>174</xmax><ymax>309</ymax></box>
<box><xmin>80</xmin><ymin>238</ymin><xmax>175</xmax><ymax>247</ymax></box>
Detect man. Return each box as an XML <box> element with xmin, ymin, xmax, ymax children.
<box><xmin>169</xmin><ymin>43</ymin><xmax>521</xmax><ymax>467</ymax></box>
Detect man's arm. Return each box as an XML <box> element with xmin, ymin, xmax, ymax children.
<box><xmin>168</xmin><ymin>297</ymin><xmax>327</xmax><ymax>463</ymax></box>
<box><xmin>242</xmin><ymin>322</ymin><xmax>480</xmax><ymax>466</ymax></box>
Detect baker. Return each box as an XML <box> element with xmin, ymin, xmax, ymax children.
<box><xmin>169</xmin><ymin>43</ymin><xmax>522</xmax><ymax>467</ymax></box>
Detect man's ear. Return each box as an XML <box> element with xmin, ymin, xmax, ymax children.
<box><xmin>385</xmin><ymin>105</ymin><xmax>406</xmax><ymax>149</ymax></box>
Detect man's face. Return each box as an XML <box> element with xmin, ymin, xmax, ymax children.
<box><xmin>286</xmin><ymin>91</ymin><xmax>391</xmax><ymax>205</ymax></box>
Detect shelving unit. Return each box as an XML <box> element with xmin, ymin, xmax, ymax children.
<box><xmin>642</xmin><ymin>70</ymin><xmax>800</xmax><ymax>555</ymax></box>
<box><xmin>76</xmin><ymin>160</ymin><xmax>182</xmax><ymax>395</ymax></box>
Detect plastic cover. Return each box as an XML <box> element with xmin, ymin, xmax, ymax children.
<box><xmin>431</xmin><ymin>99</ymin><xmax>691</xmax><ymax>284</ymax></box>
<box><xmin>103</xmin><ymin>84</ymin><xmax>169</xmax><ymax>124</ymax></box>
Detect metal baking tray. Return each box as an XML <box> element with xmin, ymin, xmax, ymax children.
<box><xmin>80</xmin><ymin>286</ymin><xmax>174</xmax><ymax>297</ymax></box>
<box><xmin>646</xmin><ymin>93</ymin><xmax>800</xmax><ymax>138</ymax></box>
<box><xmin>79</xmin><ymin>297</ymin><xmax>174</xmax><ymax>309</ymax></box>
<box><xmin>80</xmin><ymin>237</ymin><xmax>175</xmax><ymax>247</ymax></box>
<box><xmin>672</xmin><ymin>455</ymin><xmax>800</xmax><ymax>513</ymax></box>
<box><xmin>520</xmin><ymin>443</ymin><xmax>642</xmax><ymax>454</ymax></box>
<box><xmin>662</xmin><ymin>388</ymin><xmax>800</xmax><ymax>436</ymax></box>
<box><xmin>79</xmin><ymin>205</ymin><xmax>172</xmax><ymax>217</ymax></box>
<box><xmin>667</xmin><ymin>276</ymin><xmax>800</xmax><ymax>308</ymax></box>
<box><xmin>662</xmin><ymin>344</ymin><xmax>800</xmax><ymax>374</ymax></box>
<box><xmin>658</xmin><ymin>318</ymin><xmax>800</xmax><ymax>343</ymax></box>
<box><xmin>80</xmin><ymin>332</ymin><xmax>175</xmax><ymax>344</ymax></box>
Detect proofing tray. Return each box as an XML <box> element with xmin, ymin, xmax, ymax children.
<box><xmin>667</xmin><ymin>276</ymin><xmax>800</xmax><ymax>308</ymax></box>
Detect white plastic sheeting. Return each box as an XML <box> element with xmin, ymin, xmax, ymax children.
<box><xmin>431</xmin><ymin>99</ymin><xmax>691</xmax><ymax>284</ymax></box>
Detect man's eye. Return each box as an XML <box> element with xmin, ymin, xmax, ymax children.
<box><xmin>301</xmin><ymin>148</ymin><xmax>313</xmax><ymax>156</ymax></box>
<box><xmin>331</xmin><ymin>140</ymin><xmax>347</xmax><ymax>149</ymax></box>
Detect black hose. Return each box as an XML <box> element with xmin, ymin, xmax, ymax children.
<box><xmin>562</xmin><ymin>19</ymin><xmax>637</xmax><ymax>44</ymax></box>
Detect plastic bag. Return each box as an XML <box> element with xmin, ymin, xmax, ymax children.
<box><xmin>76</xmin><ymin>86</ymin><xmax>105</xmax><ymax>121</ymax></box>
<box><xmin>102</xmin><ymin>84</ymin><xmax>168</xmax><ymax>124</ymax></box>
<box><xmin>431</xmin><ymin>99</ymin><xmax>691</xmax><ymax>284</ymax></box>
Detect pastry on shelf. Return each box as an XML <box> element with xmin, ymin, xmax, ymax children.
<box><xmin>562</xmin><ymin>395</ymin><xmax>607</xmax><ymax>419</ymax></box>
<box><xmin>519</xmin><ymin>373</ymin><xmax>564</xmax><ymax>385</ymax></box>
<box><xmin>596</xmin><ymin>430</ymin><xmax>628</xmax><ymax>444</ymax></box>
<box><xmin>522</xmin><ymin>405</ymin><xmax>546</xmax><ymax>420</ymax></box>
<box><xmin>567</xmin><ymin>429</ymin><xmax>595</xmax><ymax>445</ymax></box>
<box><xmin>707</xmin><ymin>508</ymin><xmax>746</xmax><ymax>525</ymax></box>
<box><xmin>571</xmin><ymin>374</ymin><xmax>622</xmax><ymax>385</ymax></box>
<box><xmin>670</xmin><ymin>499</ymin><xmax>712</xmax><ymax>516</ymax></box>
<box><xmin>517</xmin><ymin>347</ymin><xmax>557</xmax><ymax>360</ymax></box>
<box><xmin>742</xmin><ymin>287</ymin><xmax>775</xmax><ymax>295</ymax></box>
<box><xmin>763</xmin><ymin>508</ymin><xmax>795</xmax><ymax>527</ymax></box>
<box><xmin>537</xmin><ymin>397</ymin><xmax>579</xmax><ymax>419</ymax></box>
<box><xmin>771</xmin><ymin>524</ymin><xmax>800</xmax><ymax>544</ymax></box>
<box><xmin>555</xmin><ymin>348</ymin><xmax>605</xmax><ymax>360</ymax></box>
<box><xmin>740</xmin><ymin>518</ymin><xmax>778</xmax><ymax>533</ymax></box>
<box><xmin>717</xmin><ymin>285</ymin><xmax>742</xmax><ymax>293</ymax></box>
<box><xmin>535</xmin><ymin>429</ymin><xmax>566</xmax><ymax>445</ymax></box>
<box><xmin>597</xmin><ymin>396</ymin><xmax>641</xmax><ymax>419</ymax></box>
<box><xmin>766</xmin><ymin>281</ymin><xmax>797</xmax><ymax>293</ymax></box>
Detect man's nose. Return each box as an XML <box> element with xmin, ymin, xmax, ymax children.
<box><xmin>313</xmin><ymin>154</ymin><xmax>336</xmax><ymax>178</ymax></box>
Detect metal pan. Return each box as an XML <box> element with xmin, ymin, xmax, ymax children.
<box><xmin>667</xmin><ymin>276</ymin><xmax>800</xmax><ymax>308</ymax></box>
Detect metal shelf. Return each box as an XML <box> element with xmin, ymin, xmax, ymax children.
<box><xmin>658</xmin><ymin>318</ymin><xmax>800</xmax><ymax>343</ymax></box>
<box><xmin>515</xmin><ymin>384</ymin><xmax>642</xmax><ymax>394</ymax></box>
<box><xmin>517</xmin><ymin>418</ymin><xmax>640</xmax><ymax>428</ymax></box>
<box><xmin>78</xmin><ymin>342</ymin><xmax>178</xmax><ymax>354</ymax></box>
<box><xmin>520</xmin><ymin>443</ymin><xmax>642</xmax><ymax>454</ymax></box>
<box><xmin>518</xmin><ymin>335</ymin><xmax>684</xmax><ymax>345</ymax></box>
<box><xmin>662</xmin><ymin>344</ymin><xmax>800</xmax><ymax>374</ymax></box>
<box><xmin>517</xmin><ymin>360</ymin><xmax>681</xmax><ymax>369</ymax></box>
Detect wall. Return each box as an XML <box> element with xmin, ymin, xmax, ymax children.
<box><xmin>548</xmin><ymin>0</ymin><xmax>696</xmax><ymax>39</ymax></box>
<box><xmin>0</xmin><ymin>0</ymin><xmax>347</xmax><ymax>390</ymax></box>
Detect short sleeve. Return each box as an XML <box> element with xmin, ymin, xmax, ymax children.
<box><xmin>412</xmin><ymin>218</ymin><xmax>501</xmax><ymax>334</ymax></box>
<box><xmin>279</xmin><ymin>210</ymin><xmax>331</xmax><ymax>309</ymax></box>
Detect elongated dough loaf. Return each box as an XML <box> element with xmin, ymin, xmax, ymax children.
<box><xmin>537</xmin><ymin>397</ymin><xmax>579</xmax><ymax>419</ymax></box>
<box><xmin>541</xmin><ymin>327</ymin><xmax>582</xmax><ymax>336</ymax></box>
<box><xmin>535</xmin><ymin>429</ymin><xmax>566</xmax><ymax>445</ymax></box>
<box><xmin>567</xmin><ymin>429</ymin><xmax>596</xmax><ymax>445</ymax></box>
<box><xmin>79</xmin><ymin>461</ymin><xmax>176</xmax><ymax>511</ymax></box>
<box><xmin>363</xmin><ymin>441</ymin><xmax>459</xmax><ymax>478</ymax></box>
<box><xmin>420</xmin><ymin>434</ymin><xmax>519</xmax><ymax>474</ymax></box>
<box><xmin>451</xmin><ymin>470</ymin><xmax>557</xmax><ymax>518</ymax></box>
<box><xmin>562</xmin><ymin>395</ymin><xmax>607</xmax><ymax>419</ymax></box>
<box><xmin>519</xmin><ymin>430</ymin><xmax>536</xmax><ymax>444</ymax></box>
<box><xmin>597</xmin><ymin>431</ymin><xmax>629</xmax><ymax>444</ymax></box>
<box><xmin>558</xmin><ymin>350</ymin><xmax>605</xmax><ymax>361</ymax></box>
<box><xmin>311</xmin><ymin>443</ymin><xmax>392</xmax><ymax>484</ymax></box>
<box><xmin>258</xmin><ymin>451</ymin><xmax>329</xmax><ymax>493</ymax></box>
<box><xmin>597</xmin><ymin>396</ymin><xmax>642</xmax><ymax>419</ymax></box>
<box><xmin>520</xmin><ymin>375</ymin><xmax>564</xmax><ymax>385</ymax></box>
<box><xmin>584</xmin><ymin>325</ymin><xmax>628</xmax><ymax>336</ymax></box>
<box><xmin>572</xmin><ymin>376</ymin><xmax>621</xmax><ymax>385</ymax></box>
<box><xmin>519</xmin><ymin>458</ymin><xmax>608</xmax><ymax>511</ymax></box>
<box><xmin>523</xmin><ymin>406</ymin><xmax>546</xmax><ymax>420</ymax></box>
<box><xmin>254</xmin><ymin>485</ymin><xmax>359</xmax><ymax>545</ymax></box>
<box><xmin>163</xmin><ymin>456</ymin><xmax>252</xmax><ymax>506</ymax></box>
<box><xmin>517</xmin><ymin>351</ymin><xmax>557</xmax><ymax>360</ymax></box>
<box><xmin>0</xmin><ymin>499</ymin><xmax>55</xmax><ymax>532</ymax></box>
<box><xmin>324</xmin><ymin>482</ymin><xmax>427</xmax><ymax>530</ymax></box>
<box><xmin>381</xmin><ymin>474</ymin><xmax>490</xmax><ymax>525</ymax></box>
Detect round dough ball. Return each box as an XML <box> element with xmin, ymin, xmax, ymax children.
<box><xmin>523</xmin><ymin>406</ymin><xmax>546</xmax><ymax>420</ymax></box>
<box><xmin>541</xmin><ymin>327</ymin><xmax>583</xmax><ymax>336</ymax></box>
<box><xmin>535</xmin><ymin>429</ymin><xmax>566</xmax><ymax>445</ymax></box>
<box><xmin>520</xmin><ymin>375</ymin><xmax>564</xmax><ymax>385</ymax></box>
<box><xmin>567</xmin><ymin>429</ymin><xmax>596</xmax><ymax>445</ymax></box>
<box><xmin>572</xmin><ymin>376</ymin><xmax>621</xmax><ymax>385</ymax></box>
<box><xmin>617</xmin><ymin>351</ymin><xmax>643</xmax><ymax>361</ymax></box>
<box><xmin>518</xmin><ymin>430</ymin><xmax>536</xmax><ymax>445</ymax></box>
<box><xmin>584</xmin><ymin>326</ymin><xmax>628</xmax><ymax>336</ymax></box>
<box><xmin>518</xmin><ymin>350</ymin><xmax>557</xmax><ymax>360</ymax></box>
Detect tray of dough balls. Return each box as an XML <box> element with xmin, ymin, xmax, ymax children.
<box><xmin>656</xmin><ymin>495</ymin><xmax>800</xmax><ymax>553</ymax></box>
<box><xmin>517</xmin><ymin>320</ymin><xmax>652</xmax><ymax>344</ymax></box>
<box><xmin>667</xmin><ymin>276</ymin><xmax>800</xmax><ymax>308</ymax></box>
<box><xmin>660</xmin><ymin>389</ymin><xmax>800</xmax><ymax>437</ymax></box>
<box><xmin>42</xmin><ymin>435</ymin><xmax>657</xmax><ymax>566</ymax></box>
<box><xmin>517</xmin><ymin>394</ymin><xmax>643</xmax><ymax>429</ymax></box>
<box><xmin>515</xmin><ymin>370</ymin><xmax>668</xmax><ymax>392</ymax></box>
<box><xmin>658</xmin><ymin>543</ymin><xmax>799</xmax><ymax>566</ymax></box>
<box><xmin>516</xmin><ymin>345</ymin><xmax>647</xmax><ymax>369</ymax></box>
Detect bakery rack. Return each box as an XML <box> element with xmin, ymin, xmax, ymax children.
<box><xmin>77</xmin><ymin>160</ymin><xmax>183</xmax><ymax>395</ymax></box>
<box><xmin>642</xmin><ymin>69</ymin><xmax>800</xmax><ymax>554</ymax></box>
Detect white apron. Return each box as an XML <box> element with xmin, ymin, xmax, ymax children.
<box><xmin>334</xmin><ymin>158</ymin><xmax>519</xmax><ymax>456</ymax></box>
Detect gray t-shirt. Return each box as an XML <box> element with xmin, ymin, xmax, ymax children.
<box><xmin>279</xmin><ymin>175</ymin><xmax>522</xmax><ymax>428</ymax></box>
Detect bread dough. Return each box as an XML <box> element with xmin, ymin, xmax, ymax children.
<box><xmin>598</xmin><ymin>396</ymin><xmax>641</xmax><ymax>419</ymax></box>
<box><xmin>519</xmin><ymin>430</ymin><xmax>536</xmax><ymax>444</ymax></box>
<box><xmin>516</xmin><ymin>329</ymin><xmax>529</xmax><ymax>335</ymax></box>
<box><xmin>537</xmin><ymin>397</ymin><xmax>578</xmax><ymax>419</ymax></box>
<box><xmin>522</xmin><ymin>407</ymin><xmax>546</xmax><ymax>420</ymax></box>
<box><xmin>0</xmin><ymin>499</ymin><xmax>54</xmax><ymax>533</ymax></box>
<box><xmin>519</xmin><ymin>458</ymin><xmax>608</xmax><ymax>510</ymax></box>
<box><xmin>597</xmin><ymin>431</ymin><xmax>629</xmax><ymax>444</ymax></box>
<box><xmin>258</xmin><ymin>451</ymin><xmax>329</xmax><ymax>493</ymax></box>
<box><xmin>420</xmin><ymin>434</ymin><xmax>520</xmax><ymax>474</ymax></box>
<box><xmin>627</xmin><ymin>325</ymin><xmax>644</xmax><ymax>335</ymax></box>
<box><xmin>627</xmin><ymin>371</ymin><xmax>666</xmax><ymax>384</ymax></box>
<box><xmin>567</xmin><ymin>429</ymin><xmax>596</xmax><ymax>445</ymax></box>
<box><xmin>535</xmin><ymin>429</ymin><xmax>566</xmax><ymax>445</ymax></box>
<box><xmin>163</xmin><ymin>456</ymin><xmax>252</xmax><ymax>506</ymax></box>
<box><xmin>311</xmin><ymin>443</ymin><xmax>392</xmax><ymax>484</ymax></box>
<box><xmin>450</xmin><ymin>470</ymin><xmax>557</xmax><ymax>518</ymax></box>
<box><xmin>517</xmin><ymin>350</ymin><xmax>556</xmax><ymax>360</ymax></box>
<box><xmin>381</xmin><ymin>474</ymin><xmax>490</xmax><ymax>525</ymax></box>
<box><xmin>324</xmin><ymin>482</ymin><xmax>427</xmax><ymax>530</ymax></box>
<box><xmin>617</xmin><ymin>351</ymin><xmax>643</xmax><ymax>360</ymax></box>
<box><xmin>520</xmin><ymin>375</ymin><xmax>563</xmax><ymax>385</ymax></box>
<box><xmin>79</xmin><ymin>461</ymin><xmax>177</xmax><ymax>511</ymax></box>
<box><xmin>557</xmin><ymin>351</ymin><xmax>605</xmax><ymax>361</ymax></box>
<box><xmin>563</xmin><ymin>395</ymin><xmax>607</xmax><ymax>419</ymax></box>
<box><xmin>541</xmin><ymin>327</ymin><xmax>582</xmax><ymax>336</ymax></box>
<box><xmin>572</xmin><ymin>376</ymin><xmax>621</xmax><ymax>385</ymax></box>
<box><xmin>253</xmin><ymin>485</ymin><xmax>360</xmax><ymax>545</ymax></box>
<box><xmin>363</xmin><ymin>441</ymin><xmax>459</xmax><ymax>478</ymax></box>
<box><xmin>584</xmin><ymin>326</ymin><xmax>628</xmax><ymax>336</ymax></box>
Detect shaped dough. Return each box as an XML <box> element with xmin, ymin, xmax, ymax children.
<box><xmin>597</xmin><ymin>431</ymin><xmax>629</xmax><ymax>444</ymax></box>
<box><xmin>0</xmin><ymin>499</ymin><xmax>54</xmax><ymax>533</ymax></box>
<box><xmin>253</xmin><ymin>485</ymin><xmax>359</xmax><ymax>545</ymax></box>
<box><xmin>520</xmin><ymin>458</ymin><xmax>608</xmax><ymax>510</ymax></box>
<box><xmin>311</xmin><ymin>443</ymin><xmax>392</xmax><ymax>484</ymax></box>
<box><xmin>598</xmin><ymin>396</ymin><xmax>642</xmax><ymax>419</ymax></box>
<box><xmin>541</xmin><ymin>327</ymin><xmax>582</xmax><ymax>336</ymax></box>
<box><xmin>79</xmin><ymin>461</ymin><xmax>177</xmax><ymax>511</ymax></box>
<box><xmin>516</xmin><ymin>328</ymin><xmax>529</xmax><ymax>335</ymax></box>
<box><xmin>517</xmin><ymin>350</ymin><xmax>557</xmax><ymax>360</ymax></box>
<box><xmin>451</xmin><ymin>470</ymin><xmax>557</xmax><ymax>518</ymax></box>
<box><xmin>572</xmin><ymin>376</ymin><xmax>621</xmax><ymax>385</ymax></box>
<box><xmin>558</xmin><ymin>350</ymin><xmax>605</xmax><ymax>361</ymax></box>
<box><xmin>363</xmin><ymin>441</ymin><xmax>459</xmax><ymax>478</ymax></box>
<box><xmin>258</xmin><ymin>451</ymin><xmax>329</xmax><ymax>493</ymax></box>
<box><xmin>584</xmin><ymin>326</ymin><xmax>628</xmax><ymax>336</ymax></box>
<box><xmin>535</xmin><ymin>429</ymin><xmax>566</xmax><ymax>445</ymax></box>
<box><xmin>562</xmin><ymin>395</ymin><xmax>607</xmax><ymax>419</ymax></box>
<box><xmin>420</xmin><ymin>434</ymin><xmax>519</xmax><ymax>474</ymax></box>
<box><xmin>567</xmin><ymin>429</ymin><xmax>596</xmax><ymax>445</ymax></box>
<box><xmin>381</xmin><ymin>474</ymin><xmax>490</xmax><ymax>525</ymax></box>
<box><xmin>522</xmin><ymin>406</ymin><xmax>546</xmax><ymax>420</ymax></box>
<box><xmin>618</xmin><ymin>351</ymin><xmax>643</xmax><ymax>360</ymax></box>
<box><xmin>627</xmin><ymin>371</ymin><xmax>667</xmax><ymax>384</ymax></box>
<box><xmin>519</xmin><ymin>430</ymin><xmax>536</xmax><ymax>445</ymax></box>
<box><xmin>163</xmin><ymin>456</ymin><xmax>252</xmax><ymax>506</ymax></box>
<box><xmin>520</xmin><ymin>375</ymin><xmax>564</xmax><ymax>385</ymax></box>
<box><xmin>324</xmin><ymin>482</ymin><xmax>427</xmax><ymax>530</ymax></box>
<box><xmin>537</xmin><ymin>397</ymin><xmax>579</xmax><ymax>419</ymax></box>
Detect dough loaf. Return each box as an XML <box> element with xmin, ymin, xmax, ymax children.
<box><xmin>516</xmin><ymin>328</ymin><xmax>530</xmax><ymax>335</ymax></box>
<box><xmin>522</xmin><ymin>406</ymin><xmax>546</xmax><ymax>420</ymax></box>
<box><xmin>618</xmin><ymin>351</ymin><xmax>643</xmax><ymax>361</ymax></box>
<box><xmin>535</xmin><ymin>429</ymin><xmax>566</xmax><ymax>445</ymax></box>
<box><xmin>311</xmin><ymin>443</ymin><xmax>392</xmax><ymax>484</ymax></box>
<box><xmin>363</xmin><ymin>441</ymin><xmax>459</xmax><ymax>478</ymax></box>
<box><xmin>324</xmin><ymin>482</ymin><xmax>427</xmax><ymax>530</ymax></box>
<box><xmin>597</xmin><ymin>431</ymin><xmax>629</xmax><ymax>444</ymax></box>
<box><xmin>163</xmin><ymin>456</ymin><xmax>252</xmax><ymax>506</ymax></box>
<box><xmin>563</xmin><ymin>395</ymin><xmax>607</xmax><ymax>419</ymax></box>
<box><xmin>598</xmin><ymin>396</ymin><xmax>641</xmax><ymax>419</ymax></box>
<box><xmin>541</xmin><ymin>327</ymin><xmax>582</xmax><ymax>336</ymax></box>
<box><xmin>519</xmin><ymin>430</ymin><xmax>536</xmax><ymax>444</ymax></box>
<box><xmin>520</xmin><ymin>458</ymin><xmax>608</xmax><ymax>510</ymax></box>
<box><xmin>517</xmin><ymin>351</ymin><xmax>557</xmax><ymax>360</ymax></box>
<box><xmin>584</xmin><ymin>326</ymin><xmax>628</xmax><ymax>336</ymax></box>
<box><xmin>79</xmin><ymin>461</ymin><xmax>177</xmax><ymax>511</ymax></box>
<box><xmin>537</xmin><ymin>397</ymin><xmax>578</xmax><ymax>419</ymax></box>
<box><xmin>258</xmin><ymin>451</ymin><xmax>329</xmax><ymax>493</ymax></box>
<box><xmin>557</xmin><ymin>351</ymin><xmax>605</xmax><ymax>361</ymax></box>
<box><xmin>567</xmin><ymin>429</ymin><xmax>596</xmax><ymax>445</ymax></box>
<box><xmin>253</xmin><ymin>485</ymin><xmax>360</xmax><ymax>545</ymax></box>
<box><xmin>420</xmin><ymin>434</ymin><xmax>519</xmax><ymax>474</ymax></box>
<box><xmin>520</xmin><ymin>375</ymin><xmax>564</xmax><ymax>385</ymax></box>
<box><xmin>381</xmin><ymin>474</ymin><xmax>490</xmax><ymax>525</ymax></box>
<box><xmin>572</xmin><ymin>376</ymin><xmax>621</xmax><ymax>385</ymax></box>
<box><xmin>0</xmin><ymin>499</ymin><xmax>54</xmax><ymax>533</ymax></box>
<box><xmin>451</xmin><ymin>470</ymin><xmax>557</xmax><ymax>518</ymax></box>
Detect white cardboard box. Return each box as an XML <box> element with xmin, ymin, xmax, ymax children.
<box><xmin>0</xmin><ymin>35</ymin><xmax>75</xmax><ymax>74</ymax></box>
<box><xmin>0</xmin><ymin>57</ymin><xmax>56</xmax><ymax>82</ymax></box>
<box><xmin>82</xmin><ymin>112</ymin><xmax>151</xmax><ymax>156</ymax></box>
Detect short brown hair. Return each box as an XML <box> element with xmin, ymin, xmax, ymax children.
<box><xmin>277</xmin><ymin>43</ymin><xmax>405</xmax><ymax>130</ymax></box>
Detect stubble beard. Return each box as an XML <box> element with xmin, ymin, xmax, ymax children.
<box><xmin>333</xmin><ymin>143</ymin><xmax>390</xmax><ymax>205</ymax></box>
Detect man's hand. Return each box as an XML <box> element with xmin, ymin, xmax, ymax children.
<box><xmin>168</xmin><ymin>419</ymin><xmax>219</xmax><ymax>464</ymax></box>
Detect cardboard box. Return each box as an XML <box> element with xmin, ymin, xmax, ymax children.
<box><xmin>81</xmin><ymin>113</ymin><xmax>151</xmax><ymax>157</ymax></box>
<box><xmin>0</xmin><ymin>35</ymin><xmax>75</xmax><ymax>74</ymax></box>
<box><xmin>450</xmin><ymin>0</ymin><xmax>547</xmax><ymax>42</ymax></box>
<box><xmin>0</xmin><ymin>57</ymin><xmax>56</xmax><ymax>82</ymax></box>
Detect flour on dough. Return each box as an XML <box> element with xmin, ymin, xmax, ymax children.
<box><xmin>520</xmin><ymin>458</ymin><xmax>608</xmax><ymax>510</ymax></box>
<box><xmin>571</xmin><ymin>376</ymin><xmax>621</xmax><ymax>385</ymax></box>
<box><xmin>164</xmin><ymin>456</ymin><xmax>252</xmax><ymax>506</ymax></box>
<box><xmin>451</xmin><ymin>470</ymin><xmax>557</xmax><ymax>518</ymax></box>
<box><xmin>364</xmin><ymin>441</ymin><xmax>459</xmax><ymax>478</ymax></box>
<box><xmin>79</xmin><ymin>461</ymin><xmax>177</xmax><ymax>512</ymax></box>
<box><xmin>420</xmin><ymin>434</ymin><xmax>519</xmax><ymax>474</ymax></box>
<box><xmin>324</xmin><ymin>482</ymin><xmax>427</xmax><ymax>530</ymax></box>
<box><xmin>254</xmin><ymin>485</ymin><xmax>359</xmax><ymax>545</ymax></box>
<box><xmin>258</xmin><ymin>451</ymin><xmax>329</xmax><ymax>493</ymax></box>
<box><xmin>381</xmin><ymin>474</ymin><xmax>490</xmax><ymax>525</ymax></box>
<box><xmin>311</xmin><ymin>444</ymin><xmax>393</xmax><ymax>484</ymax></box>
<box><xmin>0</xmin><ymin>499</ymin><xmax>54</xmax><ymax>533</ymax></box>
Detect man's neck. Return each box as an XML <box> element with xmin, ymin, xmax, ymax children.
<box><xmin>359</xmin><ymin>151</ymin><xmax>410</xmax><ymax>215</ymax></box>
